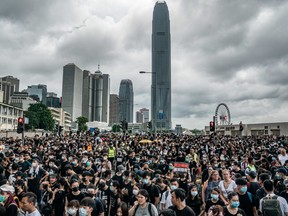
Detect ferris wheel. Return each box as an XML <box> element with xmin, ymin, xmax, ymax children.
<box><xmin>215</xmin><ymin>103</ymin><xmax>231</xmax><ymax>125</ymax></box>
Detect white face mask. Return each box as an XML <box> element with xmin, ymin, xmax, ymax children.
<box><xmin>67</xmin><ymin>208</ymin><xmax>77</xmax><ymax>215</ymax></box>
<box><xmin>133</xmin><ymin>189</ymin><xmax>139</xmax><ymax>195</ymax></box>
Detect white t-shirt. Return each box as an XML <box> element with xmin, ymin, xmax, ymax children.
<box><xmin>160</xmin><ymin>190</ymin><xmax>173</xmax><ymax>210</ymax></box>
<box><xmin>278</xmin><ymin>154</ymin><xmax>288</xmax><ymax>166</ymax></box>
<box><xmin>218</xmin><ymin>180</ymin><xmax>237</xmax><ymax>198</ymax></box>
<box><xmin>26</xmin><ymin>209</ymin><xmax>41</xmax><ymax>216</ymax></box>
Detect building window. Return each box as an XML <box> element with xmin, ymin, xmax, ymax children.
<box><xmin>277</xmin><ymin>125</ymin><xmax>280</xmax><ymax>129</ymax></box>
<box><xmin>264</xmin><ymin>126</ymin><xmax>268</xmax><ymax>129</ymax></box>
<box><xmin>157</xmin><ymin>32</ymin><xmax>165</xmax><ymax>35</ymax></box>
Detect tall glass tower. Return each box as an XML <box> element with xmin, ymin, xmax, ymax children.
<box><xmin>151</xmin><ymin>0</ymin><xmax>171</xmax><ymax>130</ymax></box>
<box><xmin>119</xmin><ymin>79</ymin><xmax>134</xmax><ymax>123</ymax></box>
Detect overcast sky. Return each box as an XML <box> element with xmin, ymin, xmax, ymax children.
<box><xmin>1</xmin><ymin>0</ymin><xmax>288</xmax><ymax>129</ymax></box>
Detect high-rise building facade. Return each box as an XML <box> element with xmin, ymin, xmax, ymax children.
<box><xmin>62</xmin><ymin>63</ymin><xmax>83</xmax><ymax>121</ymax></box>
<box><xmin>151</xmin><ymin>1</ymin><xmax>171</xmax><ymax>129</ymax></box>
<box><xmin>102</xmin><ymin>74</ymin><xmax>110</xmax><ymax>123</ymax></box>
<box><xmin>27</xmin><ymin>84</ymin><xmax>47</xmax><ymax>104</ymax></box>
<box><xmin>62</xmin><ymin>63</ymin><xmax>110</xmax><ymax>123</ymax></box>
<box><xmin>119</xmin><ymin>79</ymin><xmax>134</xmax><ymax>123</ymax></box>
<box><xmin>136</xmin><ymin>111</ymin><xmax>144</xmax><ymax>123</ymax></box>
<box><xmin>46</xmin><ymin>92</ymin><xmax>60</xmax><ymax>108</ymax></box>
<box><xmin>140</xmin><ymin>108</ymin><xmax>149</xmax><ymax>123</ymax></box>
<box><xmin>109</xmin><ymin>94</ymin><xmax>119</xmax><ymax>125</ymax></box>
<box><xmin>0</xmin><ymin>76</ymin><xmax>20</xmax><ymax>104</ymax></box>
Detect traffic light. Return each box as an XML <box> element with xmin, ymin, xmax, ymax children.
<box><xmin>125</xmin><ymin>122</ymin><xmax>128</xmax><ymax>130</ymax></box>
<box><xmin>209</xmin><ymin>121</ymin><xmax>215</xmax><ymax>132</ymax></box>
<box><xmin>17</xmin><ymin>117</ymin><xmax>24</xmax><ymax>134</ymax></box>
<box><xmin>147</xmin><ymin>121</ymin><xmax>152</xmax><ymax>130</ymax></box>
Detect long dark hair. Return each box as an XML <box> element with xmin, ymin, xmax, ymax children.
<box><xmin>187</xmin><ymin>184</ymin><xmax>200</xmax><ymax>200</ymax></box>
<box><xmin>117</xmin><ymin>202</ymin><xmax>128</xmax><ymax>216</ymax></box>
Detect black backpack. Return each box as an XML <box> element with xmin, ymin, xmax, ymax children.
<box><xmin>133</xmin><ymin>202</ymin><xmax>153</xmax><ymax>216</ymax></box>
<box><xmin>262</xmin><ymin>195</ymin><xmax>282</xmax><ymax>216</ymax></box>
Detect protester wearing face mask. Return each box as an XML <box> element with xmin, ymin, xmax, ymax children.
<box><xmin>142</xmin><ymin>171</ymin><xmax>161</xmax><ymax>208</ymax></box>
<box><xmin>72</xmin><ymin>158</ymin><xmax>83</xmax><ymax>175</ymax></box>
<box><xmin>223</xmin><ymin>192</ymin><xmax>246</xmax><ymax>216</ymax></box>
<box><xmin>67</xmin><ymin>180</ymin><xmax>86</xmax><ymax>203</ymax></box>
<box><xmin>110</xmin><ymin>180</ymin><xmax>123</xmax><ymax>216</ymax></box>
<box><xmin>235</xmin><ymin>178</ymin><xmax>257</xmax><ymax>216</ymax></box>
<box><xmin>186</xmin><ymin>184</ymin><xmax>203</xmax><ymax>216</ymax></box>
<box><xmin>80</xmin><ymin>171</ymin><xmax>94</xmax><ymax>193</ymax></box>
<box><xmin>112</xmin><ymin>165</ymin><xmax>125</xmax><ymax>188</ymax></box>
<box><xmin>0</xmin><ymin>184</ymin><xmax>18</xmax><ymax>216</ymax></box>
<box><xmin>27</xmin><ymin>158</ymin><xmax>49</xmax><ymax>204</ymax></box>
<box><xmin>204</xmin><ymin>188</ymin><xmax>225</xmax><ymax>216</ymax></box>
<box><xmin>97</xmin><ymin>180</ymin><xmax>110</xmax><ymax>216</ymax></box>
<box><xmin>121</xmin><ymin>170</ymin><xmax>133</xmax><ymax>205</ymax></box>
<box><xmin>66</xmin><ymin>200</ymin><xmax>80</xmax><ymax>216</ymax></box>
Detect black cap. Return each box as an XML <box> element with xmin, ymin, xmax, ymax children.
<box><xmin>276</xmin><ymin>168</ymin><xmax>287</xmax><ymax>175</ymax></box>
<box><xmin>247</xmin><ymin>171</ymin><xmax>257</xmax><ymax>179</ymax></box>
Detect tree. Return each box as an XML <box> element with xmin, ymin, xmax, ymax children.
<box><xmin>112</xmin><ymin>124</ymin><xmax>121</xmax><ymax>132</ymax></box>
<box><xmin>25</xmin><ymin>103</ymin><xmax>55</xmax><ymax>131</ymax></box>
<box><xmin>76</xmin><ymin>116</ymin><xmax>88</xmax><ymax>132</ymax></box>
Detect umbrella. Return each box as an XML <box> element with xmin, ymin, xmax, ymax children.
<box><xmin>139</xmin><ymin>139</ymin><xmax>152</xmax><ymax>144</ymax></box>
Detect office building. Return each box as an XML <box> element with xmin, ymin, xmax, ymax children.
<box><xmin>119</xmin><ymin>79</ymin><xmax>134</xmax><ymax>123</ymax></box>
<box><xmin>27</xmin><ymin>84</ymin><xmax>47</xmax><ymax>104</ymax></box>
<box><xmin>109</xmin><ymin>94</ymin><xmax>119</xmax><ymax>125</ymax></box>
<box><xmin>10</xmin><ymin>92</ymin><xmax>37</xmax><ymax>110</ymax></box>
<box><xmin>151</xmin><ymin>1</ymin><xmax>171</xmax><ymax>129</ymax></box>
<box><xmin>46</xmin><ymin>92</ymin><xmax>60</xmax><ymax>108</ymax></box>
<box><xmin>62</xmin><ymin>63</ymin><xmax>83</xmax><ymax>121</ymax></box>
<box><xmin>0</xmin><ymin>76</ymin><xmax>20</xmax><ymax>104</ymax></box>
<box><xmin>136</xmin><ymin>111</ymin><xmax>144</xmax><ymax>123</ymax></box>
<box><xmin>140</xmin><ymin>108</ymin><xmax>149</xmax><ymax>123</ymax></box>
<box><xmin>102</xmin><ymin>74</ymin><xmax>110</xmax><ymax>123</ymax></box>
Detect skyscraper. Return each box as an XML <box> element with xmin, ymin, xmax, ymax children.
<box><xmin>102</xmin><ymin>74</ymin><xmax>110</xmax><ymax>123</ymax></box>
<box><xmin>140</xmin><ymin>108</ymin><xmax>149</xmax><ymax>123</ymax></box>
<box><xmin>0</xmin><ymin>76</ymin><xmax>20</xmax><ymax>104</ymax></box>
<box><xmin>62</xmin><ymin>63</ymin><xmax>83</xmax><ymax>121</ymax></box>
<box><xmin>151</xmin><ymin>0</ymin><xmax>171</xmax><ymax>130</ymax></box>
<box><xmin>119</xmin><ymin>79</ymin><xmax>134</xmax><ymax>123</ymax></box>
<box><xmin>109</xmin><ymin>94</ymin><xmax>119</xmax><ymax>125</ymax></box>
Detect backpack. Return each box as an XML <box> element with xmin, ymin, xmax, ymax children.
<box><xmin>133</xmin><ymin>202</ymin><xmax>153</xmax><ymax>216</ymax></box>
<box><xmin>262</xmin><ymin>195</ymin><xmax>282</xmax><ymax>216</ymax></box>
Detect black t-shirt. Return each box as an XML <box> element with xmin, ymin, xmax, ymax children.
<box><xmin>205</xmin><ymin>199</ymin><xmax>225</xmax><ymax>212</ymax></box>
<box><xmin>248</xmin><ymin>182</ymin><xmax>260</xmax><ymax>196</ymax></box>
<box><xmin>97</xmin><ymin>188</ymin><xmax>111</xmax><ymax>215</ymax></box>
<box><xmin>186</xmin><ymin>196</ymin><xmax>202</xmax><ymax>216</ymax></box>
<box><xmin>280</xmin><ymin>191</ymin><xmax>288</xmax><ymax>203</ymax></box>
<box><xmin>53</xmin><ymin>190</ymin><xmax>66</xmax><ymax>216</ymax></box>
<box><xmin>72</xmin><ymin>165</ymin><xmax>83</xmax><ymax>174</ymax></box>
<box><xmin>143</xmin><ymin>184</ymin><xmax>160</xmax><ymax>205</ymax></box>
<box><xmin>169</xmin><ymin>205</ymin><xmax>195</xmax><ymax>216</ymax></box>
<box><xmin>92</xmin><ymin>198</ymin><xmax>105</xmax><ymax>216</ymax></box>
<box><xmin>66</xmin><ymin>192</ymin><xmax>86</xmax><ymax>202</ymax></box>
<box><xmin>223</xmin><ymin>206</ymin><xmax>247</xmax><ymax>216</ymax></box>
<box><xmin>238</xmin><ymin>192</ymin><xmax>256</xmax><ymax>216</ymax></box>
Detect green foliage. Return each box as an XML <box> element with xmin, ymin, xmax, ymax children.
<box><xmin>112</xmin><ymin>124</ymin><xmax>121</xmax><ymax>132</ymax></box>
<box><xmin>25</xmin><ymin>103</ymin><xmax>55</xmax><ymax>131</ymax></box>
<box><xmin>76</xmin><ymin>116</ymin><xmax>88</xmax><ymax>131</ymax></box>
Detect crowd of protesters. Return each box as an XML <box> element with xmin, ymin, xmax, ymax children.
<box><xmin>0</xmin><ymin>132</ymin><xmax>288</xmax><ymax>216</ymax></box>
